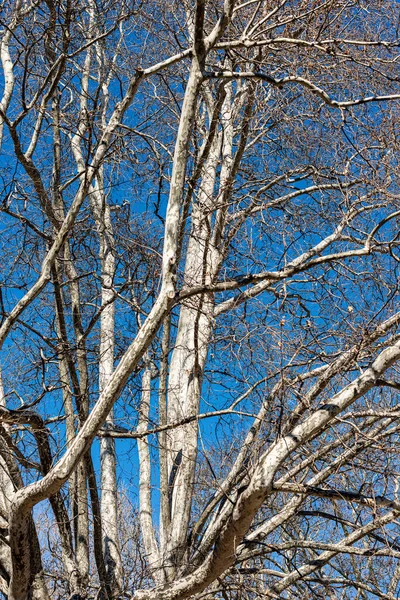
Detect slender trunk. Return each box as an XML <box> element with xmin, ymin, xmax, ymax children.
<box><xmin>158</xmin><ymin>317</ymin><xmax>171</xmax><ymax>561</ymax></box>
<box><xmin>92</xmin><ymin>179</ymin><xmax>124</xmax><ymax>595</ymax></box>
<box><xmin>165</xmin><ymin>129</ymin><xmax>222</xmax><ymax>575</ymax></box>
<box><xmin>0</xmin><ymin>0</ymin><xmax>22</xmax><ymax>149</ymax></box>
<box><xmin>137</xmin><ymin>358</ymin><xmax>161</xmax><ymax>581</ymax></box>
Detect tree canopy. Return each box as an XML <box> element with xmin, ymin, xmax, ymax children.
<box><xmin>1</xmin><ymin>0</ymin><xmax>400</xmax><ymax>599</ymax></box>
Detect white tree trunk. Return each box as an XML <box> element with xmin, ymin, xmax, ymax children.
<box><xmin>93</xmin><ymin>180</ymin><xmax>124</xmax><ymax>594</ymax></box>
<box><xmin>165</xmin><ymin>85</ymin><xmax>234</xmax><ymax>574</ymax></box>
<box><xmin>137</xmin><ymin>358</ymin><xmax>161</xmax><ymax>580</ymax></box>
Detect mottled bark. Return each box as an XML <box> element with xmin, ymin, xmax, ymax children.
<box><xmin>96</xmin><ymin>188</ymin><xmax>124</xmax><ymax>595</ymax></box>
<box><xmin>137</xmin><ymin>359</ymin><xmax>160</xmax><ymax>579</ymax></box>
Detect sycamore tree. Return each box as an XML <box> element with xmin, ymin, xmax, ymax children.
<box><xmin>1</xmin><ymin>0</ymin><xmax>400</xmax><ymax>598</ymax></box>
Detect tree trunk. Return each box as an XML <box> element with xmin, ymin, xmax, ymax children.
<box><xmin>93</xmin><ymin>180</ymin><xmax>124</xmax><ymax>596</ymax></box>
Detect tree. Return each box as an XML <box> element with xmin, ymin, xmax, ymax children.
<box><xmin>1</xmin><ymin>0</ymin><xmax>400</xmax><ymax>598</ymax></box>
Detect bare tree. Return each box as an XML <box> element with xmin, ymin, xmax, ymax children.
<box><xmin>1</xmin><ymin>0</ymin><xmax>400</xmax><ymax>599</ymax></box>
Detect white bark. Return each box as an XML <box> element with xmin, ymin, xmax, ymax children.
<box><xmin>96</xmin><ymin>184</ymin><xmax>124</xmax><ymax>593</ymax></box>
<box><xmin>137</xmin><ymin>358</ymin><xmax>161</xmax><ymax>579</ymax></box>
<box><xmin>158</xmin><ymin>318</ymin><xmax>171</xmax><ymax>557</ymax></box>
<box><xmin>163</xmin><ymin>73</ymin><xmax>258</xmax><ymax>578</ymax></box>
<box><xmin>0</xmin><ymin>0</ymin><xmax>22</xmax><ymax>150</ymax></box>
<box><xmin>165</xmin><ymin>134</ymin><xmax>221</xmax><ymax>572</ymax></box>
